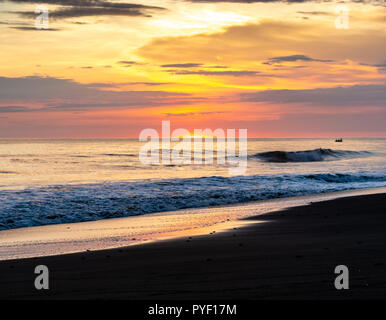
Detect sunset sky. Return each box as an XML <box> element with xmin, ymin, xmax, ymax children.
<box><xmin>0</xmin><ymin>0</ymin><xmax>385</xmax><ymax>138</ymax></box>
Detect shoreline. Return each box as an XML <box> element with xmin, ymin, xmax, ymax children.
<box><xmin>0</xmin><ymin>191</ymin><xmax>386</xmax><ymax>299</ymax></box>
<box><xmin>0</xmin><ymin>187</ymin><xmax>386</xmax><ymax>261</ymax></box>
<box><xmin>0</xmin><ymin>186</ymin><xmax>386</xmax><ymax>261</ymax></box>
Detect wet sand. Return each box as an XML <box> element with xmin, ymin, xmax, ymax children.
<box><xmin>0</xmin><ymin>193</ymin><xmax>385</xmax><ymax>299</ymax></box>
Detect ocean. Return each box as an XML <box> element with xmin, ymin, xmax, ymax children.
<box><xmin>0</xmin><ymin>138</ymin><xmax>385</xmax><ymax>230</ymax></box>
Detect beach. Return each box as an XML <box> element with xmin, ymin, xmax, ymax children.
<box><xmin>1</xmin><ymin>0</ymin><xmax>385</xmax><ymax>303</ymax></box>
<box><xmin>1</xmin><ymin>192</ymin><xmax>385</xmax><ymax>300</ymax></box>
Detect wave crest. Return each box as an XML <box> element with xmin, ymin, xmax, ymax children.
<box><xmin>254</xmin><ymin>148</ymin><xmax>372</xmax><ymax>163</ymax></box>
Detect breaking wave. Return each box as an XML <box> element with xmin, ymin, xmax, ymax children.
<box><xmin>0</xmin><ymin>171</ymin><xmax>385</xmax><ymax>230</ymax></box>
<box><xmin>254</xmin><ymin>148</ymin><xmax>373</xmax><ymax>163</ymax></box>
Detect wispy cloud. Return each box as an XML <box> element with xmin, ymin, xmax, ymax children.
<box><xmin>9</xmin><ymin>26</ymin><xmax>61</xmax><ymax>31</ymax></box>
<box><xmin>240</xmin><ymin>85</ymin><xmax>386</xmax><ymax>107</ymax></box>
<box><xmin>0</xmin><ymin>76</ymin><xmax>193</xmax><ymax>112</ymax></box>
<box><xmin>161</xmin><ymin>63</ymin><xmax>203</xmax><ymax>68</ymax></box>
<box><xmin>167</xmin><ymin>69</ymin><xmax>261</xmax><ymax>76</ymax></box>
<box><xmin>297</xmin><ymin>11</ymin><xmax>332</xmax><ymax>16</ymax></box>
<box><xmin>0</xmin><ymin>106</ymin><xmax>33</xmax><ymax>113</ymax></box>
<box><xmin>86</xmin><ymin>81</ymin><xmax>175</xmax><ymax>87</ymax></box>
<box><xmin>163</xmin><ymin>111</ymin><xmax>229</xmax><ymax>116</ymax></box>
<box><xmin>2</xmin><ymin>0</ymin><xmax>166</xmax><ymax>20</ymax></box>
<box><xmin>265</xmin><ymin>54</ymin><xmax>333</xmax><ymax>64</ymax></box>
<box><xmin>117</xmin><ymin>61</ymin><xmax>143</xmax><ymax>67</ymax></box>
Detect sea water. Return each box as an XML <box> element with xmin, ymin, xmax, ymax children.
<box><xmin>0</xmin><ymin>138</ymin><xmax>385</xmax><ymax>230</ymax></box>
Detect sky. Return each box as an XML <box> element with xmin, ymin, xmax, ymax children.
<box><xmin>0</xmin><ymin>0</ymin><xmax>385</xmax><ymax>138</ymax></box>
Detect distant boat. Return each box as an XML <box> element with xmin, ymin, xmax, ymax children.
<box><xmin>335</xmin><ymin>138</ymin><xmax>343</xmax><ymax>142</ymax></box>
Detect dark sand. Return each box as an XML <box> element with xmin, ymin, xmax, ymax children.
<box><xmin>0</xmin><ymin>193</ymin><xmax>385</xmax><ymax>300</ymax></box>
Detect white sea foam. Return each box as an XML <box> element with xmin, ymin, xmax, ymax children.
<box><xmin>0</xmin><ymin>171</ymin><xmax>385</xmax><ymax>230</ymax></box>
